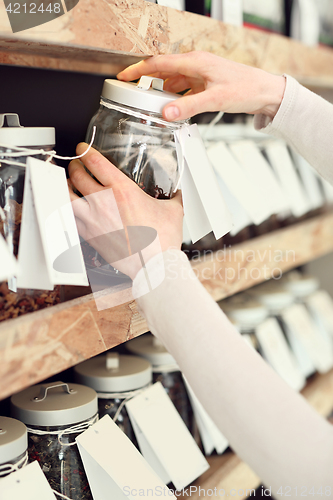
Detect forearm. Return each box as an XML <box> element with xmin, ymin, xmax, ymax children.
<box><xmin>134</xmin><ymin>250</ymin><xmax>333</xmax><ymax>496</ymax></box>
<box><xmin>254</xmin><ymin>75</ymin><xmax>333</xmax><ymax>185</ymax></box>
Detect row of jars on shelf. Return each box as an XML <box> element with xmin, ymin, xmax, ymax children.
<box><xmin>2</xmin><ymin>270</ymin><xmax>333</xmax><ymax>498</ymax></box>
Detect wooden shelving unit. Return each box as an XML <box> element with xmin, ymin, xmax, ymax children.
<box><xmin>1</xmin><ymin>1</ymin><xmax>333</xmax><ymax>495</ymax></box>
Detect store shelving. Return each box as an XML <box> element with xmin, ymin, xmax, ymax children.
<box><xmin>1</xmin><ymin>0</ymin><xmax>333</xmax><ymax>493</ymax></box>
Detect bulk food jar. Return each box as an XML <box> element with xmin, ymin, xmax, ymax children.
<box><xmin>86</xmin><ymin>76</ymin><xmax>189</xmax><ymax>199</ymax></box>
<box><xmin>0</xmin><ymin>416</ymin><xmax>27</xmax><ymax>478</ymax></box>
<box><xmin>74</xmin><ymin>352</ymin><xmax>152</xmax><ymax>446</ymax></box>
<box><xmin>126</xmin><ymin>333</ymin><xmax>194</xmax><ymax>434</ymax></box>
<box><xmin>0</xmin><ymin>113</ymin><xmax>60</xmax><ymax>321</ymax></box>
<box><xmin>11</xmin><ymin>381</ymin><xmax>98</xmax><ymax>500</ymax></box>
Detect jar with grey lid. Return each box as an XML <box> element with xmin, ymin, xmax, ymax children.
<box><xmin>10</xmin><ymin>381</ymin><xmax>98</xmax><ymax>500</ymax></box>
<box><xmin>86</xmin><ymin>76</ymin><xmax>189</xmax><ymax>199</ymax></box>
<box><xmin>249</xmin><ymin>280</ymin><xmax>315</xmax><ymax>378</ymax></box>
<box><xmin>126</xmin><ymin>333</ymin><xmax>194</xmax><ymax>434</ymax></box>
<box><xmin>74</xmin><ymin>352</ymin><xmax>152</xmax><ymax>446</ymax></box>
<box><xmin>0</xmin><ymin>113</ymin><xmax>55</xmax><ymax>258</ymax></box>
<box><xmin>0</xmin><ymin>416</ymin><xmax>28</xmax><ymax>478</ymax></box>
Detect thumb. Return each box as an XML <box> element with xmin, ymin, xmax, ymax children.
<box><xmin>163</xmin><ymin>91</ymin><xmax>215</xmax><ymax>121</ymax></box>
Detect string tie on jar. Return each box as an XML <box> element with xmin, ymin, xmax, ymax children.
<box><xmin>0</xmin><ymin>450</ymin><xmax>28</xmax><ymax>477</ymax></box>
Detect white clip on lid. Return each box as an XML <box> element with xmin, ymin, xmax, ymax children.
<box><xmin>126</xmin><ymin>333</ymin><xmax>178</xmax><ymax>371</ymax></box>
<box><xmin>0</xmin><ymin>417</ymin><xmax>27</xmax><ymax>464</ymax></box>
<box><xmin>101</xmin><ymin>76</ymin><xmax>181</xmax><ymax>115</ymax></box>
<box><xmin>74</xmin><ymin>354</ymin><xmax>152</xmax><ymax>393</ymax></box>
<box><xmin>0</xmin><ymin>113</ymin><xmax>55</xmax><ymax>147</ymax></box>
<box><xmin>10</xmin><ymin>381</ymin><xmax>97</xmax><ymax>427</ymax></box>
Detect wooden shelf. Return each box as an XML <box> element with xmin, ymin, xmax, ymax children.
<box><xmin>178</xmin><ymin>369</ymin><xmax>333</xmax><ymax>500</ymax></box>
<box><xmin>0</xmin><ymin>212</ymin><xmax>333</xmax><ymax>401</ymax></box>
<box><xmin>1</xmin><ymin>0</ymin><xmax>333</xmax><ymax>86</ymax></box>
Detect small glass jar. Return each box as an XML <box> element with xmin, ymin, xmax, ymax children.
<box><xmin>86</xmin><ymin>76</ymin><xmax>189</xmax><ymax>199</ymax></box>
<box><xmin>11</xmin><ymin>381</ymin><xmax>97</xmax><ymax>500</ymax></box>
<box><xmin>0</xmin><ymin>416</ymin><xmax>28</xmax><ymax>478</ymax></box>
<box><xmin>74</xmin><ymin>352</ymin><xmax>152</xmax><ymax>446</ymax></box>
<box><xmin>0</xmin><ymin>114</ymin><xmax>60</xmax><ymax>321</ymax></box>
<box><xmin>126</xmin><ymin>333</ymin><xmax>194</xmax><ymax>434</ymax></box>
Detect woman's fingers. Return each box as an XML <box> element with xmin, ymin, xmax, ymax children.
<box><xmin>68</xmin><ymin>158</ymin><xmax>104</xmax><ymax>196</ymax></box>
<box><xmin>163</xmin><ymin>88</ymin><xmax>217</xmax><ymax>121</ymax></box>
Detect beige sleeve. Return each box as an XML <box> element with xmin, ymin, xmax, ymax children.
<box><xmin>254</xmin><ymin>74</ymin><xmax>333</xmax><ymax>186</ymax></box>
<box><xmin>133</xmin><ymin>249</ymin><xmax>333</xmax><ymax>497</ymax></box>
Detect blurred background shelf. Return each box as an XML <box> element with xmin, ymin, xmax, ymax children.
<box><xmin>1</xmin><ymin>0</ymin><xmax>333</xmax><ymax>87</ymax></box>
<box><xmin>178</xmin><ymin>369</ymin><xmax>333</xmax><ymax>499</ymax></box>
<box><xmin>1</xmin><ymin>211</ymin><xmax>333</xmax><ymax>401</ymax></box>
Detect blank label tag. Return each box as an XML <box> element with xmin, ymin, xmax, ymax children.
<box><xmin>183</xmin><ymin>376</ymin><xmax>229</xmax><ymax>455</ymax></box>
<box><xmin>0</xmin><ymin>233</ymin><xmax>17</xmax><ymax>281</ymax></box>
<box><xmin>264</xmin><ymin>141</ymin><xmax>310</xmax><ymax>217</ymax></box>
<box><xmin>222</xmin><ymin>0</ymin><xmax>243</xmax><ymax>25</ymax></box>
<box><xmin>77</xmin><ymin>415</ymin><xmax>174</xmax><ymax>500</ymax></box>
<box><xmin>0</xmin><ymin>461</ymin><xmax>56</xmax><ymax>500</ymax></box>
<box><xmin>175</xmin><ymin>125</ymin><xmax>232</xmax><ymax>243</ymax></box>
<box><xmin>17</xmin><ymin>158</ymin><xmax>88</xmax><ymax>289</ymax></box>
<box><xmin>305</xmin><ymin>290</ymin><xmax>333</xmax><ymax>339</ymax></box>
<box><xmin>290</xmin><ymin>151</ymin><xmax>324</xmax><ymax>210</ymax></box>
<box><xmin>126</xmin><ymin>382</ymin><xmax>209</xmax><ymax>490</ymax></box>
<box><xmin>255</xmin><ymin>317</ymin><xmax>305</xmax><ymax>391</ymax></box>
<box><xmin>208</xmin><ymin>141</ymin><xmax>272</xmax><ymax>224</ymax></box>
<box><xmin>281</xmin><ymin>304</ymin><xmax>333</xmax><ymax>374</ymax></box>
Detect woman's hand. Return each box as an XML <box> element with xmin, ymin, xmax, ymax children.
<box><xmin>68</xmin><ymin>144</ymin><xmax>183</xmax><ymax>280</ymax></box>
<box><xmin>117</xmin><ymin>51</ymin><xmax>286</xmax><ymax>122</ymax></box>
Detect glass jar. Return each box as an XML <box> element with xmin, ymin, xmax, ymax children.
<box><xmin>0</xmin><ymin>114</ymin><xmax>60</xmax><ymax>321</ymax></box>
<box><xmin>86</xmin><ymin>76</ymin><xmax>189</xmax><ymax>199</ymax></box>
<box><xmin>0</xmin><ymin>416</ymin><xmax>28</xmax><ymax>478</ymax></box>
<box><xmin>126</xmin><ymin>333</ymin><xmax>194</xmax><ymax>434</ymax></box>
<box><xmin>0</xmin><ymin>113</ymin><xmax>55</xmax><ymax>258</ymax></box>
<box><xmin>74</xmin><ymin>352</ymin><xmax>152</xmax><ymax>447</ymax></box>
<box><xmin>10</xmin><ymin>381</ymin><xmax>98</xmax><ymax>500</ymax></box>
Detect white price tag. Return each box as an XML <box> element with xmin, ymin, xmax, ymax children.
<box><xmin>208</xmin><ymin>141</ymin><xmax>272</xmax><ymax>224</ymax></box>
<box><xmin>126</xmin><ymin>382</ymin><xmax>209</xmax><ymax>490</ymax></box>
<box><xmin>17</xmin><ymin>158</ymin><xmax>88</xmax><ymax>290</ymax></box>
<box><xmin>183</xmin><ymin>376</ymin><xmax>229</xmax><ymax>456</ymax></box>
<box><xmin>255</xmin><ymin>317</ymin><xmax>305</xmax><ymax>391</ymax></box>
<box><xmin>215</xmin><ymin>174</ymin><xmax>252</xmax><ymax>236</ymax></box>
<box><xmin>229</xmin><ymin>140</ymin><xmax>289</xmax><ymax>215</ymax></box>
<box><xmin>222</xmin><ymin>0</ymin><xmax>243</xmax><ymax>26</ymax></box>
<box><xmin>264</xmin><ymin>141</ymin><xmax>310</xmax><ymax>217</ymax></box>
<box><xmin>305</xmin><ymin>290</ymin><xmax>333</xmax><ymax>338</ymax></box>
<box><xmin>290</xmin><ymin>151</ymin><xmax>324</xmax><ymax>210</ymax></box>
<box><xmin>0</xmin><ymin>461</ymin><xmax>56</xmax><ymax>500</ymax></box>
<box><xmin>76</xmin><ymin>415</ymin><xmax>174</xmax><ymax>500</ymax></box>
<box><xmin>176</xmin><ymin>125</ymin><xmax>232</xmax><ymax>243</ymax></box>
<box><xmin>157</xmin><ymin>0</ymin><xmax>184</xmax><ymax>9</ymax></box>
<box><xmin>281</xmin><ymin>304</ymin><xmax>333</xmax><ymax>374</ymax></box>
<box><xmin>0</xmin><ymin>233</ymin><xmax>17</xmax><ymax>281</ymax></box>
<box><xmin>320</xmin><ymin>178</ymin><xmax>333</xmax><ymax>204</ymax></box>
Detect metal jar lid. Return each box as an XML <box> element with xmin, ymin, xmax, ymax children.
<box><xmin>221</xmin><ymin>295</ymin><xmax>268</xmax><ymax>329</ymax></box>
<box><xmin>10</xmin><ymin>382</ymin><xmax>97</xmax><ymax>427</ymax></box>
<box><xmin>285</xmin><ymin>275</ymin><xmax>319</xmax><ymax>298</ymax></box>
<box><xmin>0</xmin><ymin>113</ymin><xmax>55</xmax><ymax>147</ymax></box>
<box><xmin>0</xmin><ymin>416</ymin><xmax>27</xmax><ymax>464</ymax></box>
<box><xmin>101</xmin><ymin>76</ymin><xmax>181</xmax><ymax>115</ymax></box>
<box><xmin>250</xmin><ymin>282</ymin><xmax>295</xmax><ymax>314</ymax></box>
<box><xmin>74</xmin><ymin>353</ymin><xmax>152</xmax><ymax>393</ymax></box>
<box><xmin>126</xmin><ymin>334</ymin><xmax>178</xmax><ymax>372</ymax></box>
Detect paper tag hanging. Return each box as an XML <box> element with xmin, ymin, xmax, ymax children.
<box><xmin>17</xmin><ymin>158</ymin><xmax>88</xmax><ymax>290</ymax></box>
<box><xmin>125</xmin><ymin>382</ymin><xmax>209</xmax><ymax>490</ymax></box>
<box><xmin>0</xmin><ymin>233</ymin><xmax>18</xmax><ymax>281</ymax></box>
<box><xmin>207</xmin><ymin>141</ymin><xmax>272</xmax><ymax>225</ymax></box>
<box><xmin>0</xmin><ymin>461</ymin><xmax>56</xmax><ymax>500</ymax></box>
<box><xmin>290</xmin><ymin>151</ymin><xmax>324</xmax><ymax>210</ymax></box>
<box><xmin>264</xmin><ymin>141</ymin><xmax>310</xmax><ymax>217</ymax></box>
<box><xmin>281</xmin><ymin>304</ymin><xmax>333</xmax><ymax>374</ymax></box>
<box><xmin>229</xmin><ymin>140</ymin><xmax>290</xmax><ymax>215</ymax></box>
<box><xmin>175</xmin><ymin>124</ymin><xmax>232</xmax><ymax>244</ymax></box>
<box><xmin>77</xmin><ymin>415</ymin><xmax>175</xmax><ymax>500</ymax></box>
<box><xmin>305</xmin><ymin>290</ymin><xmax>333</xmax><ymax>339</ymax></box>
<box><xmin>255</xmin><ymin>317</ymin><xmax>306</xmax><ymax>391</ymax></box>
<box><xmin>183</xmin><ymin>376</ymin><xmax>229</xmax><ymax>456</ymax></box>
